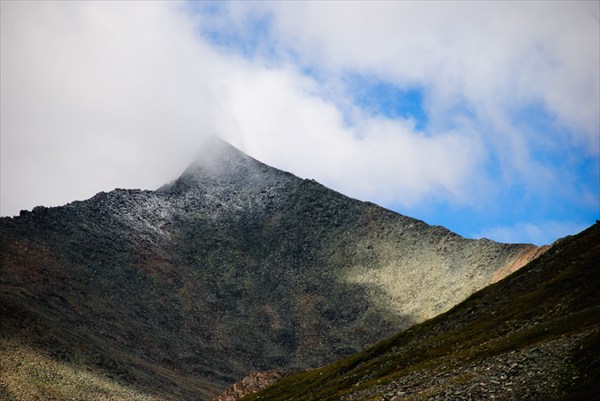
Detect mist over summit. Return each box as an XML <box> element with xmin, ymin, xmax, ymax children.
<box><xmin>1</xmin><ymin>138</ymin><xmax>542</xmax><ymax>400</ymax></box>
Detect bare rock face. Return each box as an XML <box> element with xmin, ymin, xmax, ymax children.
<box><xmin>0</xmin><ymin>138</ymin><xmax>540</xmax><ymax>401</ymax></box>
<box><xmin>491</xmin><ymin>244</ymin><xmax>550</xmax><ymax>283</ymax></box>
<box><xmin>215</xmin><ymin>371</ymin><xmax>287</xmax><ymax>401</ymax></box>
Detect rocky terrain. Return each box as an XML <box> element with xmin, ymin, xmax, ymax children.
<box><xmin>1</xmin><ymin>138</ymin><xmax>540</xmax><ymax>400</ymax></box>
<box><xmin>238</xmin><ymin>223</ymin><xmax>600</xmax><ymax>401</ymax></box>
<box><xmin>216</xmin><ymin>371</ymin><xmax>288</xmax><ymax>401</ymax></box>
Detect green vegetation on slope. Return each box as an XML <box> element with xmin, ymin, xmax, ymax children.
<box><xmin>241</xmin><ymin>223</ymin><xmax>600</xmax><ymax>401</ymax></box>
<box><xmin>0</xmin><ymin>337</ymin><xmax>161</xmax><ymax>401</ymax></box>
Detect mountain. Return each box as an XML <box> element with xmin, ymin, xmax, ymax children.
<box><xmin>237</xmin><ymin>222</ymin><xmax>600</xmax><ymax>401</ymax></box>
<box><xmin>0</xmin><ymin>137</ymin><xmax>540</xmax><ymax>400</ymax></box>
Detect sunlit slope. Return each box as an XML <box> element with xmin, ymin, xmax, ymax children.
<box><xmin>242</xmin><ymin>223</ymin><xmax>600</xmax><ymax>401</ymax></box>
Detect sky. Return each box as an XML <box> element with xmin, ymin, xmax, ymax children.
<box><xmin>1</xmin><ymin>1</ymin><xmax>599</xmax><ymax>245</ymax></box>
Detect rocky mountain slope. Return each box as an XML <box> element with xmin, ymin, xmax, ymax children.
<box><xmin>238</xmin><ymin>222</ymin><xmax>600</xmax><ymax>401</ymax></box>
<box><xmin>0</xmin><ymin>138</ymin><xmax>539</xmax><ymax>400</ymax></box>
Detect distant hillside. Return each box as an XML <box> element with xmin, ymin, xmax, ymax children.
<box><xmin>0</xmin><ymin>138</ymin><xmax>538</xmax><ymax>400</ymax></box>
<box><xmin>238</xmin><ymin>223</ymin><xmax>600</xmax><ymax>401</ymax></box>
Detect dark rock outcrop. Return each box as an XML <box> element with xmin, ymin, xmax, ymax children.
<box><xmin>215</xmin><ymin>371</ymin><xmax>288</xmax><ymax>401</ymax></box>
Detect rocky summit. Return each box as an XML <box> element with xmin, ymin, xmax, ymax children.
<box><xmin>1</xmin><ymin>138</ymin><xmax>540</xmax><ymax>400</ymax></box>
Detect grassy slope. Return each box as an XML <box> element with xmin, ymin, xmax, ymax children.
<box><xmin>0</xmin><ymin>296</ymin><xmax>224</xmax><ymax>401</ymax></box>
<box><xmin>0</xmin><ymin>337</ymin><xmax>159</xmax><ymax>401</ymax></box>
<box><xmin>242</xmin><ymin>223</ymin><xmax>600</xmax><ymax>401</ymax></box>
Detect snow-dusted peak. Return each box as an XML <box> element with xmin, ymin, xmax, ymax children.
<box><xmin>157</xmin><ymin>136</ymin><xmax>300</xmax><ymax>197</ymax></box>
<box><xmin>190</xmin><ymin>136</ymin><xmax>261</xmax><ymax>174</ymax></box>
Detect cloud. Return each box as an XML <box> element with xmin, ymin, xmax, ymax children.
<box><xmin>261</xmin><ymin>2</ymin><xmax>599</xmax><ymax>148</ymax></box>
<box><xmin>219</xmin><ymin>65</ymin><xmax>482</xmax><ymax>206</ymax></box>
<box><xmin>1</xmin><ymin>2</ymin><xmax>222</xmax><ymax>215</ymax></box>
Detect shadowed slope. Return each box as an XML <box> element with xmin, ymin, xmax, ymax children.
<box><xmin>240</xmin><ymin>223</ymin><xmax>600</xmax><ymax>401</ymax></box>
<box><xmin>1</xmin><ymin>138</ymin><xmax>538</xmax><ymax>400</ymax></box>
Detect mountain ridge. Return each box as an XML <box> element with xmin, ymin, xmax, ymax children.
<box><xmin>235</xmin><ymin>222</ymin><xmax>600</xmax><ymax>401</ymax></box>
<box><xmin>1</xmin><ymin>138</ymin><xmax>540</xmax><ymax>400</ymax></box>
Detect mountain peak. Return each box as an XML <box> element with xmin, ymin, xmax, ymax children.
<box><xmin>0</xmin><ymin>135</ymin><xmax>550</xmax><ymax>400</ymax></box>
<box><xmin>191</xmin><ymin>136</ymin><xmax>250</xmax><ymax>169</ymax></box>
<box><xmin>157</xmin><ymin>136</ymin><xmax>299</xmax><ymax>196</ymax></box>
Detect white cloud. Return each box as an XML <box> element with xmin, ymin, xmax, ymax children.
<box><xmin>216</xmin><ymin>64</ymin><xmax>482</xmax><ymax>207</ymax></box>
<box><xmin>259</xmin><ymin>1</ymin><xmax>599</xmax><ymax>151</ymax></box>
<box><xmin>1</xmin><ymin>2</ymin><xmax>222</xmax><ymax>215</ymax></box>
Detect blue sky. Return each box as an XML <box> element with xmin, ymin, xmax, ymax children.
<box><xmin>1</xmin><ymin>1</ymin><xmax>599</xmax><ymax>245</ymax></box>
